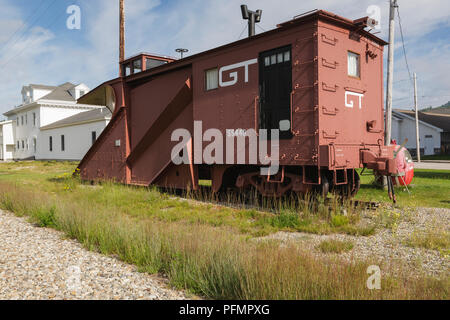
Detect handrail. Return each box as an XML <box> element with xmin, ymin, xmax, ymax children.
<box><xmin>290</xmin><ymin>90</ymin><xmax>295</xmax><ymax>134</ymax></box>
<box><xmin>254</xmin><ymin>95</ymin><xmax>260</xmax><ymax>134</ymax></box>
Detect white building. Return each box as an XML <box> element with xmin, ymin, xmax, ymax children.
<box><xmin>392</xmin><ymin>109</ymin><xmax>443</xmax><ymax>156</ymax></box>
<box><xmin>39</xmin><ymin>109</ymin><xmax>111</xmax><ymax>160</ymax></box>
<box><xmin>0</xmin><ymin>120</ymin><xmax>14</xmax><ymax>161</ymax></box>
<box><xmin>3</xmin><ymin>82</ymin><xmax>110</xmax><ymax>161</ymax></box>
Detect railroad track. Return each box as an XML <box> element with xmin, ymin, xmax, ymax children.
<box><xmin>164</xmin><ymin>187</ymin><xmax>380</xmax><ymax>214</ymax></box>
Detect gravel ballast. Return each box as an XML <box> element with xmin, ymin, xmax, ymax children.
<box><xmin>259</xmin><ymin>207</ymin><xmax>450</xmax><ymax>277</ymax></box>
<box><xmin>0</xmin><ymin>209</ymin><xmax>187</xmax><ymax>300</ymax></box>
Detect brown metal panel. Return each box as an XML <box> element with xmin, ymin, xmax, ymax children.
<box><xmin>131</xmin><ymin>102</ymin><xmax>194</xmax><ymax>186</ymax></box>
<box><xmin>317</xmin><ymin>19</ymin><xmax>385</xmax><ymax>169</ymax></box>
<box><xmin>129</xmin><ymin>67</ymin><xmax>192</xmax><ymax>150</ymax></box>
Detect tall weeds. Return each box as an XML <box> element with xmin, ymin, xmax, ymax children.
<box><xmin>0</xmin><ymin>182</ymin><xmax>447</xmax><ymax>300</ymax></box>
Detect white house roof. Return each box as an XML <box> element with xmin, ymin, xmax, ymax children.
<box><xmin>28</xmin><ymin>84</ymin><xmax>58</xmax><ymax>90</ymax></box>
<box><xmin>392</xmin><ymin>110</ymin><xmax>444</xmax><ymax>132</ymax></box>
<box><xmin>39</xmin><ymin>82</ymin><xmax>77</xmax><ymax>102</ymax></box>
<box><xmin>3</xmin><ymin>82</ymin><xmax>94</xmax><ymax>117</ymax></box>
<box><xmin>40</xmin><ymin>108</ymin><xmax>111</xmax><ymax>130</ymax></box>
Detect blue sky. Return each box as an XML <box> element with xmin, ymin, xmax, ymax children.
<box><xmin>0</xmin><ymin>0</ymin><xmax>449</xmax><ymax>117</ymax></box>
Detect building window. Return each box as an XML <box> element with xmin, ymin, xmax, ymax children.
<box><xmin>17</xmin><ymin>141</ymin><xmax>19</xmax><ymax>150</ymax></box>
<box><xmin>22</xmin><ymin>140</ymin><xmax>24</xmax><ymax>149</ymax></box>
<box><xmin>49</xmin><ymin>136</ymin><xmax>53</xmax><ymax>152</ymax></box>
<box><xmin>79</xmin><ymin>91</ymin><xmax>85</xmax><ymax>97</ymax></box>
<box><xmin>25</xmin><ymin>114</ymin><xmax>28</xmax><ymax>125</ymax></box>
<box><xmin>33</xmin><ymin>138</ymin><xmax>37</xmax><ymax>153</ymax></box>
<box><xmin>205</xmin><ymin>68</ymin><xmax>219</xmax><ymax>91</ymax></box>
<box><xmin>425</xmin><ymin>135</ymin><xmax>433</xmax><ymax>138</ymax></box>
<box><xmin>33</xmin><ymin>113</ymin><xmax>36</xmax><ymax>126</ymax></box>
<box><xmin>92</xmin><ymin>131</ymin><xmax>97</xmax><ymax>145</ymax></box>
<box><xmin>348</xmin><ymin>51</ymin><xmax>360</xmax><ymax>78</ymax></box>
<box><xmin>16</xmin><ymin>118</ymin><xmax>19</xmax><ymax>127</ymax></box>
<box><xmin>61</xmin><ymin>135</ymin><xmax>65</xmax><ymax>152</ymax></box>
<box><xmin>21</xmin><ymin>116</ymin><xmax>24</xmax><ymax>125</ymax></box>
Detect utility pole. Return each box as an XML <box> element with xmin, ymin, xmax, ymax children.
<box><xmin>119</xmin><ymin>0</ymin><xmax>125</xmax><ymax>76</ymax></box>
<box><xmin>385</xmin><ymin>0</ymin><xmax>398</xmax><ymax>146</ymax></box>
<box><xmin>414</xmin><ymin>72</ymin><xmax>421</xmax><ymax>162</ymax></box>
<box><xmin>382</xmin><ymin>0</ymin><xmax>398</xmax><ymax>191</ymax></box>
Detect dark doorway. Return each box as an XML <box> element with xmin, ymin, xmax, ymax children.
<box><xmin>259</xmin><ymin>45</ymin><xmax>292</xmax><ymax>139</ymax></box>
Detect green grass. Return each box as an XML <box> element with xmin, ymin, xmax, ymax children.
<box><xmin>317</xmin><ymin>240</ymin><xmax>354</xmax><ymax>254</ymax></box>
<box><xmin>0</xmin><ymin>181</ymin><xmax>448</xmax><ymax>299</ymax></box>
<box><xmin>0</xmin><ymin>162</ymin><xmax>373</xmax><ymax>237</ymax></box>
<box><xmin>421</xmin><ymin>155</ymin><xmax>450</xmax><ymax>161</ymax></box>
<box><xmin>406</xmin><ymin>227</ymin><xmax>450</xmax><ymax>257</ymax></box>
<box><xmin>355</xmin><ymin>169</ymin><xmax>450</xmax><ymax>209</ymax></box>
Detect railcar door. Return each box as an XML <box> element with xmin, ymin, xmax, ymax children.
<box><xmin>259</xmin><ymin>45</ymin><xmax>292</xmax><ymax>139</ymax></box>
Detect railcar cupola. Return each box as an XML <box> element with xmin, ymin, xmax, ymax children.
<box><xmin>120</xmin><ymin>53</ymin><xmax>175</xmax><ymax>77</ymax></box>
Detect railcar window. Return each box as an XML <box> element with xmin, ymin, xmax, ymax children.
<box><xmin>270</xmin><ymin>55</ymin><xmax>276</xmax><ymax>65</ymax></box>
<box><xmin>133</xmin><ymin>59</ymin><xmax>142</xmax><ymax>73</ymax></box>
<box><xmin>277</xmin><ymin>53</ymin><xmax>283</xmax><ymax>63</ymax></box>
<box><xmin>124</xmin><ymin>64</ymin><xmax>131</xmax><ymax>77</ymax></box>
<box><xmin>348</xmin><ymin>51</ymin><xmax>360</xmax><ymax>78</ymax></box>
<box><xmin>284</xmin><ymin>51</ymin><xmax>290</xmax><ymax>62</ymax></box>
<box><xmin>146</xmin><ymin>58</ymin><xmax>167</xmax><ymax>70</ymax></box>
<box><xmin>205</xmin><ymin>68</ymin><xmax>219</xmax><ymax>91</ymax></box>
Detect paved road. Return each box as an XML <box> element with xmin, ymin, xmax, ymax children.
<box><xmin>0</xmin><ymin>210</ymin><xmax>187</xmax><ymax>300</ymax></box>
<box><xmin>413</xmin><ymin>161</ymin><xmax>450</xmax><ymax>170</ymax></box>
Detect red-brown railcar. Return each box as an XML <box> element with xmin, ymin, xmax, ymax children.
<box><xmin>77</xmin><ymin>10</ymin><xmax>397</xmax><ymax>198</ymax></box>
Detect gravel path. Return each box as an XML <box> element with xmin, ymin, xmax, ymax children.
<box><xmin>0</xmin><ymin>209</ymin><xmax>188</xmax><ymax>300</ymax></box>
<box><xmin>259</xmin><ymin>207</ymin><xmax>450</xmax><ymax>278</ymax></box>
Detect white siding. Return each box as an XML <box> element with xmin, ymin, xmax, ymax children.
<box><xmin>39</xmin><ymin>106</ymin><xmax>88</xmax><ymax>127</ymax></box>
<box><xmin>0</xmin><ymin>121</ymin><xmax>14</xmax><ymax>161</ymax></box>
<box><xmin>391</xmin><ymin>114</ymin><xmax>442</xmax><ymax>155</ymax></box>
<box><xmin>12</xmin><ymin>106</ymin><xmax>41</xmax><ymax>160</ymax></box>
<box><xmin>32</xmin><ymin>89</ymin><xmax>52</xmax><ymax>102</ymax></box>
<box><xmin>38</xmin><ymin>120</ymin><xmax>109</xmax><ymax>160</ymax></box>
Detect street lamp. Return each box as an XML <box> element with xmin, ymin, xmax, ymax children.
<box><xmin>176</xmin><ymin>48</ymin><xmax>189</xmax><ymax>59</ymax></box>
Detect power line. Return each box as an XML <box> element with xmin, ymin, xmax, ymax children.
<box><xmin>256</xmin><ymin>24</ymin><xmax>266</xmax><ymax>33</ymax></box>
<box><xmin>237</xmin><ymin>23</ymin><xmax>248</xmax><ymax>40</ymax></box>
<box><xmin>0</xmin><ymin>0</ymin><xmax>46</xmax><ymax>54</ymax></box>
<box><xmin>0</xmin><ymin>0</ymin><xmax>58</xmax><ymax>64</ymax></box>
<box><xmin>397</xmin><ymin>6</ymin><xmax>413</xmax><ymax>83</ymax></box>
<box><xmin>0</xmin><ymin>3</ymin><xmax>65</xmax><ymax>72</ymax></box>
